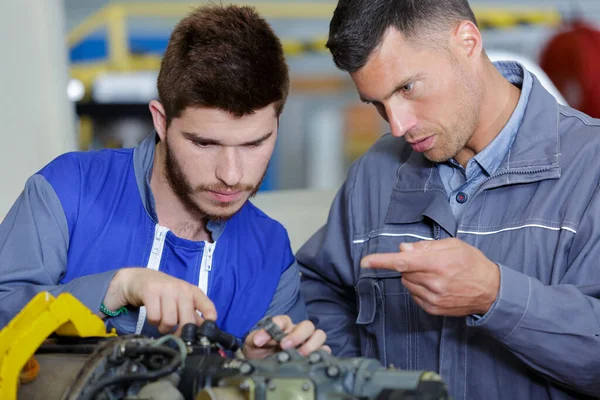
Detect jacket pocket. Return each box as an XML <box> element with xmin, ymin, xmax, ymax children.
<box><xmin>355</xmin><ymin>267</ymin><xmax>416</xmax><ymax>368</ymax></box>
<box><xmin>354</xmin><ymin>232</ymin><xmax>439</xmax><ymax>370</ymax></box>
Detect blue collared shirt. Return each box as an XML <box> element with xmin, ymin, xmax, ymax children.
<box><xmin>438</xmin><ymin>61</ymin><xmax>533</xmax><ymax>220</ymax></box>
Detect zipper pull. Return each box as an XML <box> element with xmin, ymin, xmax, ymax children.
<box><xmin>152</xmin><ymin>228</ymin><xmax>166</xmax><ymax>254</ymax></box>
<box><xmin>205</xmin><ymin>243</ymin><xmax>213</xmax><ymax>271</ymax></box>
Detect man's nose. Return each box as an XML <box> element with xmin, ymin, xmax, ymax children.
<box><xmin>386</xmin><ymin>104</ymin><xmax>417</xmax><ymax>138</ymax></box>
<box><xmin>215</xmin><ymin>147</ymin><xmax>243</xmax><ymax>187</ymax></box>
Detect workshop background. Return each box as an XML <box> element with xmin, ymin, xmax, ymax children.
<box><xmin>1</xmin><ymin>0</ymin><xmax>599</xmax><ymax>220</ymax></box>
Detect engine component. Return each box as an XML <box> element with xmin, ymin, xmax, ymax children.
<box><xmin>185</xmin><ymin>348</ymin><xmax>448</xmax><ymax>400</ymax></box>
<box><xmin>1</xmin><ymin>293</ymin><xmax>450</xmax><ymax>400</ymax></box>
<box><xmin>17</xmin><ymin>325</ymin><xmax>449</xmax><ymax>400</ymax></box>
<box><xmin>256</xmin><ymin>316</ymin><xmax>288</xmax><ymax>343</ymax></box>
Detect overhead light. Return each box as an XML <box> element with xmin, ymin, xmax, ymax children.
<box><xmin>67</xmin><ymin>79</ymin><xmax>85</xmax><ymax>102</ymax></box>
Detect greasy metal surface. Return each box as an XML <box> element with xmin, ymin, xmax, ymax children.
<box><xmin>195</xmin><ymin>386</ymin><xmax>249</xmax><ymax>400</ymax></box>
<box><xmin>17</xmin><ymin>354</ymin><xmax>88</xmax><ymax>400</ymax></box>
<box><xmin>64</xmin><ymin>337</ymin><xmax>151</xmax><ymax>399</ymax></box>
<box><xmin>266</xmin><ymin>378</ymin><xmax>314</xmax><ymax>400</ymax></box>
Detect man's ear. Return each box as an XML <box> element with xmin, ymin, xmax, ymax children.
<box><xmin>451</xmin><ymin>21</ymin><xmax>483</xmax><ymax>61</ymax></box>
<box><xmin>149</xmin><ymin>100</ymin><xmax>167</xmax><ymax>141</ymax></box>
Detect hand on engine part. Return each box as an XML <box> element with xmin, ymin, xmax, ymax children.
<box><xmin>243</xmin><ymin>315</ymin><xmax>330</xmax><ymax>360</ymax></box>
<box><xmin>102</xmin><ymin>268</ymin><xmax>217</xmax><ymax>335</ymax></box>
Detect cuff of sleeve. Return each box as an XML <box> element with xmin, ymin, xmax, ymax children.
<box><xmin>466</xmin><ymin>264</ymin><xmax>532</xmax><ymax>340</ymax></box>
<box><xmin>64</xmin><ymin>270</ymin><xmax>119</xmax><ymax>314</ymax></box>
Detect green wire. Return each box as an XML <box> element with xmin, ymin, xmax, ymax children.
<box><xmin>151</xmin><ymin>334</ymin><xmax>188</xmax><ymax>365</ymax></box>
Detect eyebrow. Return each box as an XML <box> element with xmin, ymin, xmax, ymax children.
<box><xmin>359</xmin><ymin>73</ymin><xmax>422</xmax><ymax>103</ymax></box>
<box><xmin>182</xmin><ymin>130</ymin><xmax>274</xmax><ymax>146</ymax></box>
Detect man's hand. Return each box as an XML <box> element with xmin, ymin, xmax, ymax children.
<box><xmin>243</xmin><ymin>315</ymin><xmax>330</xmax><ymax>360</ymax></box>
<box><xmin>361</xmin><ymin>238</ymin><xmax>500</xmax><ymax>317</ymax></box>
<box><xmin>103</xmin><ymin>268</ymin><xmax>217</xmax><ymax>334</ymax></box>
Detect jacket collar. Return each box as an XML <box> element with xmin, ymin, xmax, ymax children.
<box><xmin>497</xmin><ymin>74</ymin><xmax>560</xmax><ymax>172</ymax></box>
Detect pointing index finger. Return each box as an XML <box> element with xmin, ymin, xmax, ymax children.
<box><xmin>361</xmin><ymin>251</ymin><xmax>436</xmax><ymax>273</ymax></box>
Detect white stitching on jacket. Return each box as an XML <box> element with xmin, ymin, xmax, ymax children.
<box><xmin>458</xmin><ymin>224</ymin><xmax>576</xmax><ymax>236</ymax></box>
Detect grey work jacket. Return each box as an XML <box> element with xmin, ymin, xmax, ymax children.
<box><xmin>297</xmin><ymin>75</ymin><xmax>600</xmax><ymax>399</ymax></box>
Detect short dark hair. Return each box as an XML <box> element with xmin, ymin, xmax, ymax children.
<box><xmin>327</xmin><ymin>0</ymin><xmax>478</xmax><ymax>72</ymax></box>
<box><xmin>157</xmin><ymin>5</ymin><xmax>289</xmax><ymax>126</ymax></box>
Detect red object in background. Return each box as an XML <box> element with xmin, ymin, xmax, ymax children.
<box><xmin>540</xmin><ymin>20</ymin><xmax>600</xmax><ymax>118</ymax></box>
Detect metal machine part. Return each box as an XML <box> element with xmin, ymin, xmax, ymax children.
<box><xmin>14</xmin><ymin>323</ymin><xmax>449</xmax><ymax>400</ymax></box>
<box><xmin>2</xmin><ymin>293</ymin><xmax>450</xmax><ymax>400</ymax></box>
<box><xmin>186</xmin><ymin>348</ymin><xmax>448</xmax><ymax>400</ymax></box>
<box><xmin>256</xmin><ymin>316</ymin><xmax>287</xmax><ymax>344</ymax></box>
<box><xmin>0</xmin><ymin>292</ymin><xmax>117</xmax><ymax>400</ymax></box>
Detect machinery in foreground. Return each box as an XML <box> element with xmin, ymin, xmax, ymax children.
<box><xmin>0</xmin><ymin>293</ymin><xmax>450</xmax><ymax>400</ymax></box>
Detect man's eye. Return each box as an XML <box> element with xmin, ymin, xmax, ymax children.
<box><xmin>401</xmin><ymin>82</ymin><xmax>415</xmax><ymax>93</ymax></box>
<box><xmin>193</xmin><ymin>141</ymin><xmax>212</xmax><ymax>148</ymax></box>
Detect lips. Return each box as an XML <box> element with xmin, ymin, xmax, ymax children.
<box><xmin>407</xmin><ymin>136</ymin><xmax>435</xmax><ymax>153</ymax></box>
<box><xmin>208</xmin><ymin>190</ymin><xmax>242</xmax><ymax>203</ymax></box>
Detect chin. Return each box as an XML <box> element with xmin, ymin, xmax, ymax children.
<box><xmin>424</xmin><ymin>151</ymin><xmax>449</xmax><ymax>163</ymax></box>
<box><xmin>204</xmin><ymin>199</ymin><xmax>248</xmax><ymax>221</ymax></box>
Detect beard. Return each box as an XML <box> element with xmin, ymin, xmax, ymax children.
<box><xmin>421</xmin><ymin>69</ymin><xmax>482</xmax><ymax>163</ymax></box>
<box><xmin>164</xmin><ymin>141</ymin><xmax>267</xmax><ymax>222</ymax></box>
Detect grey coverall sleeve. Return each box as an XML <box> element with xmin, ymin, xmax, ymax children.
<box><xmin>296</xmin><ymin>179</ymin><xmax>361</xmax><ymax>357</ymax></box>
<box><xmin>0</xmin><ymin>175</ymin><xmax>117</xmax><ymax>328</ymax></box>
<box><xmin>261</xmin><ymin>261</ymin><xmax>308</xmax><ymax>324</ymax></box>
<box><xmin>245</xmin><ymin>239</ymin><xmax>309</xmax><ymax>344</ymax></box>
<box><xmin>467</xmin><ymin>188</ymin><xmax>600</xmax><ymax>396</ymax></box>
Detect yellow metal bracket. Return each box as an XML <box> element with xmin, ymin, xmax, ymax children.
<box><xmin>0</xmin><ymin>292</ymin><xmax>116</xmax><ymax>400</ymax></box>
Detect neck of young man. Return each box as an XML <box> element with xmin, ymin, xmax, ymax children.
<box><xmin>454</xmin><ymin>61</ymin><xmax>522</xmax><ymax>167</ymax></box>
<box><xmin>150</xmin><ymin>143</ymin><xmax>212</xmax><ymax>242</ymax></box>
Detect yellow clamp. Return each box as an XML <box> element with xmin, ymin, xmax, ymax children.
<box><xmin>0</xmin><ymin>292</ymin><xmax>116</xmax><ymax>400</ymax></box>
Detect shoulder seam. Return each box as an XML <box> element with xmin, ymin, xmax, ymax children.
<box><xmin>559</xmin><ymin>108</ymin><xmax>600</xmax><ymax>128</ymax></box>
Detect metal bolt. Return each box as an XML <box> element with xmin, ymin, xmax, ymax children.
<box><xmin>277</xmin><ymin>352</ymin><xmax>290</xmax><ymax>363</ymax></box>
<box><xmin>302</xmin><ymin>382</ymin><xmax>312</xmax><ymax>392</ymax></box>
<box><xmin>240</xmin><ymin>363</ymin><xmax>253</xmax><ymax>375</ymax></box>
<box><xmin>364</xmin><ymin>371</ymin><xmax>372</xmax><ymax>381</ymax></box>
<box><xmin>308</xmin><ymin>352</ymin><xmax>321</xmax><ymax>364</ymax></box>
<box><xmin>326</xmin><ymin>365</ymin><xmax>340</xmax><ymax>377</ymax></box>
<box><xmin>199</xmin><ymin>337</ymin><xmax>211</xmax><ymax>346</ymax></box>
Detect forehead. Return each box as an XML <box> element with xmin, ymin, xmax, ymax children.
<box><xmin>172</xmin><ymin>105</ymin><xmax>277</xmax><ymax>141</ymax></box>
<box><xmin>351</xmin><ymin>28</ymin><xmax>449</xmax><ymax>94</ymax></box>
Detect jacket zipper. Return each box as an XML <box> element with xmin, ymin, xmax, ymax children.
<box><xmin>472</xmin><ymin>166</ymin><xmax>555</xmax><ymax>198</ymax></box>
<box><xmin>199</xmin><ymin>241</ymin><xmax>216</xmax><ymax>296</ymax></box>
<box><xmin>135</xmin><ymin>225</ymin><xmax>170</xmax><ymax>335</ymax></box>
<box><xmin>449</xmin><ymin>166</ymin><xmax>555</xmax><ymax>236</ymax></box>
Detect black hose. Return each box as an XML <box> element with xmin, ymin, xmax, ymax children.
<box><xmin>37</xmin><ymin>336</ymin><xmax>113</xmax><ymax>354</ymax></box>
<box><xmin>81</xmin><ymin>345</ymin><xmax>182</xmax><ymax>400</ymax></box>
<box><xmin>36</xmin><ymin>344</ymin><xmax>100</xmax><ymax>354</ymax></box>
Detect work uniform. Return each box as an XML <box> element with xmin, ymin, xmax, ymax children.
<box><xmin>0</xmin><ymin>134</ymin><xmax>306</xmax><ymax>340</ymax></box>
